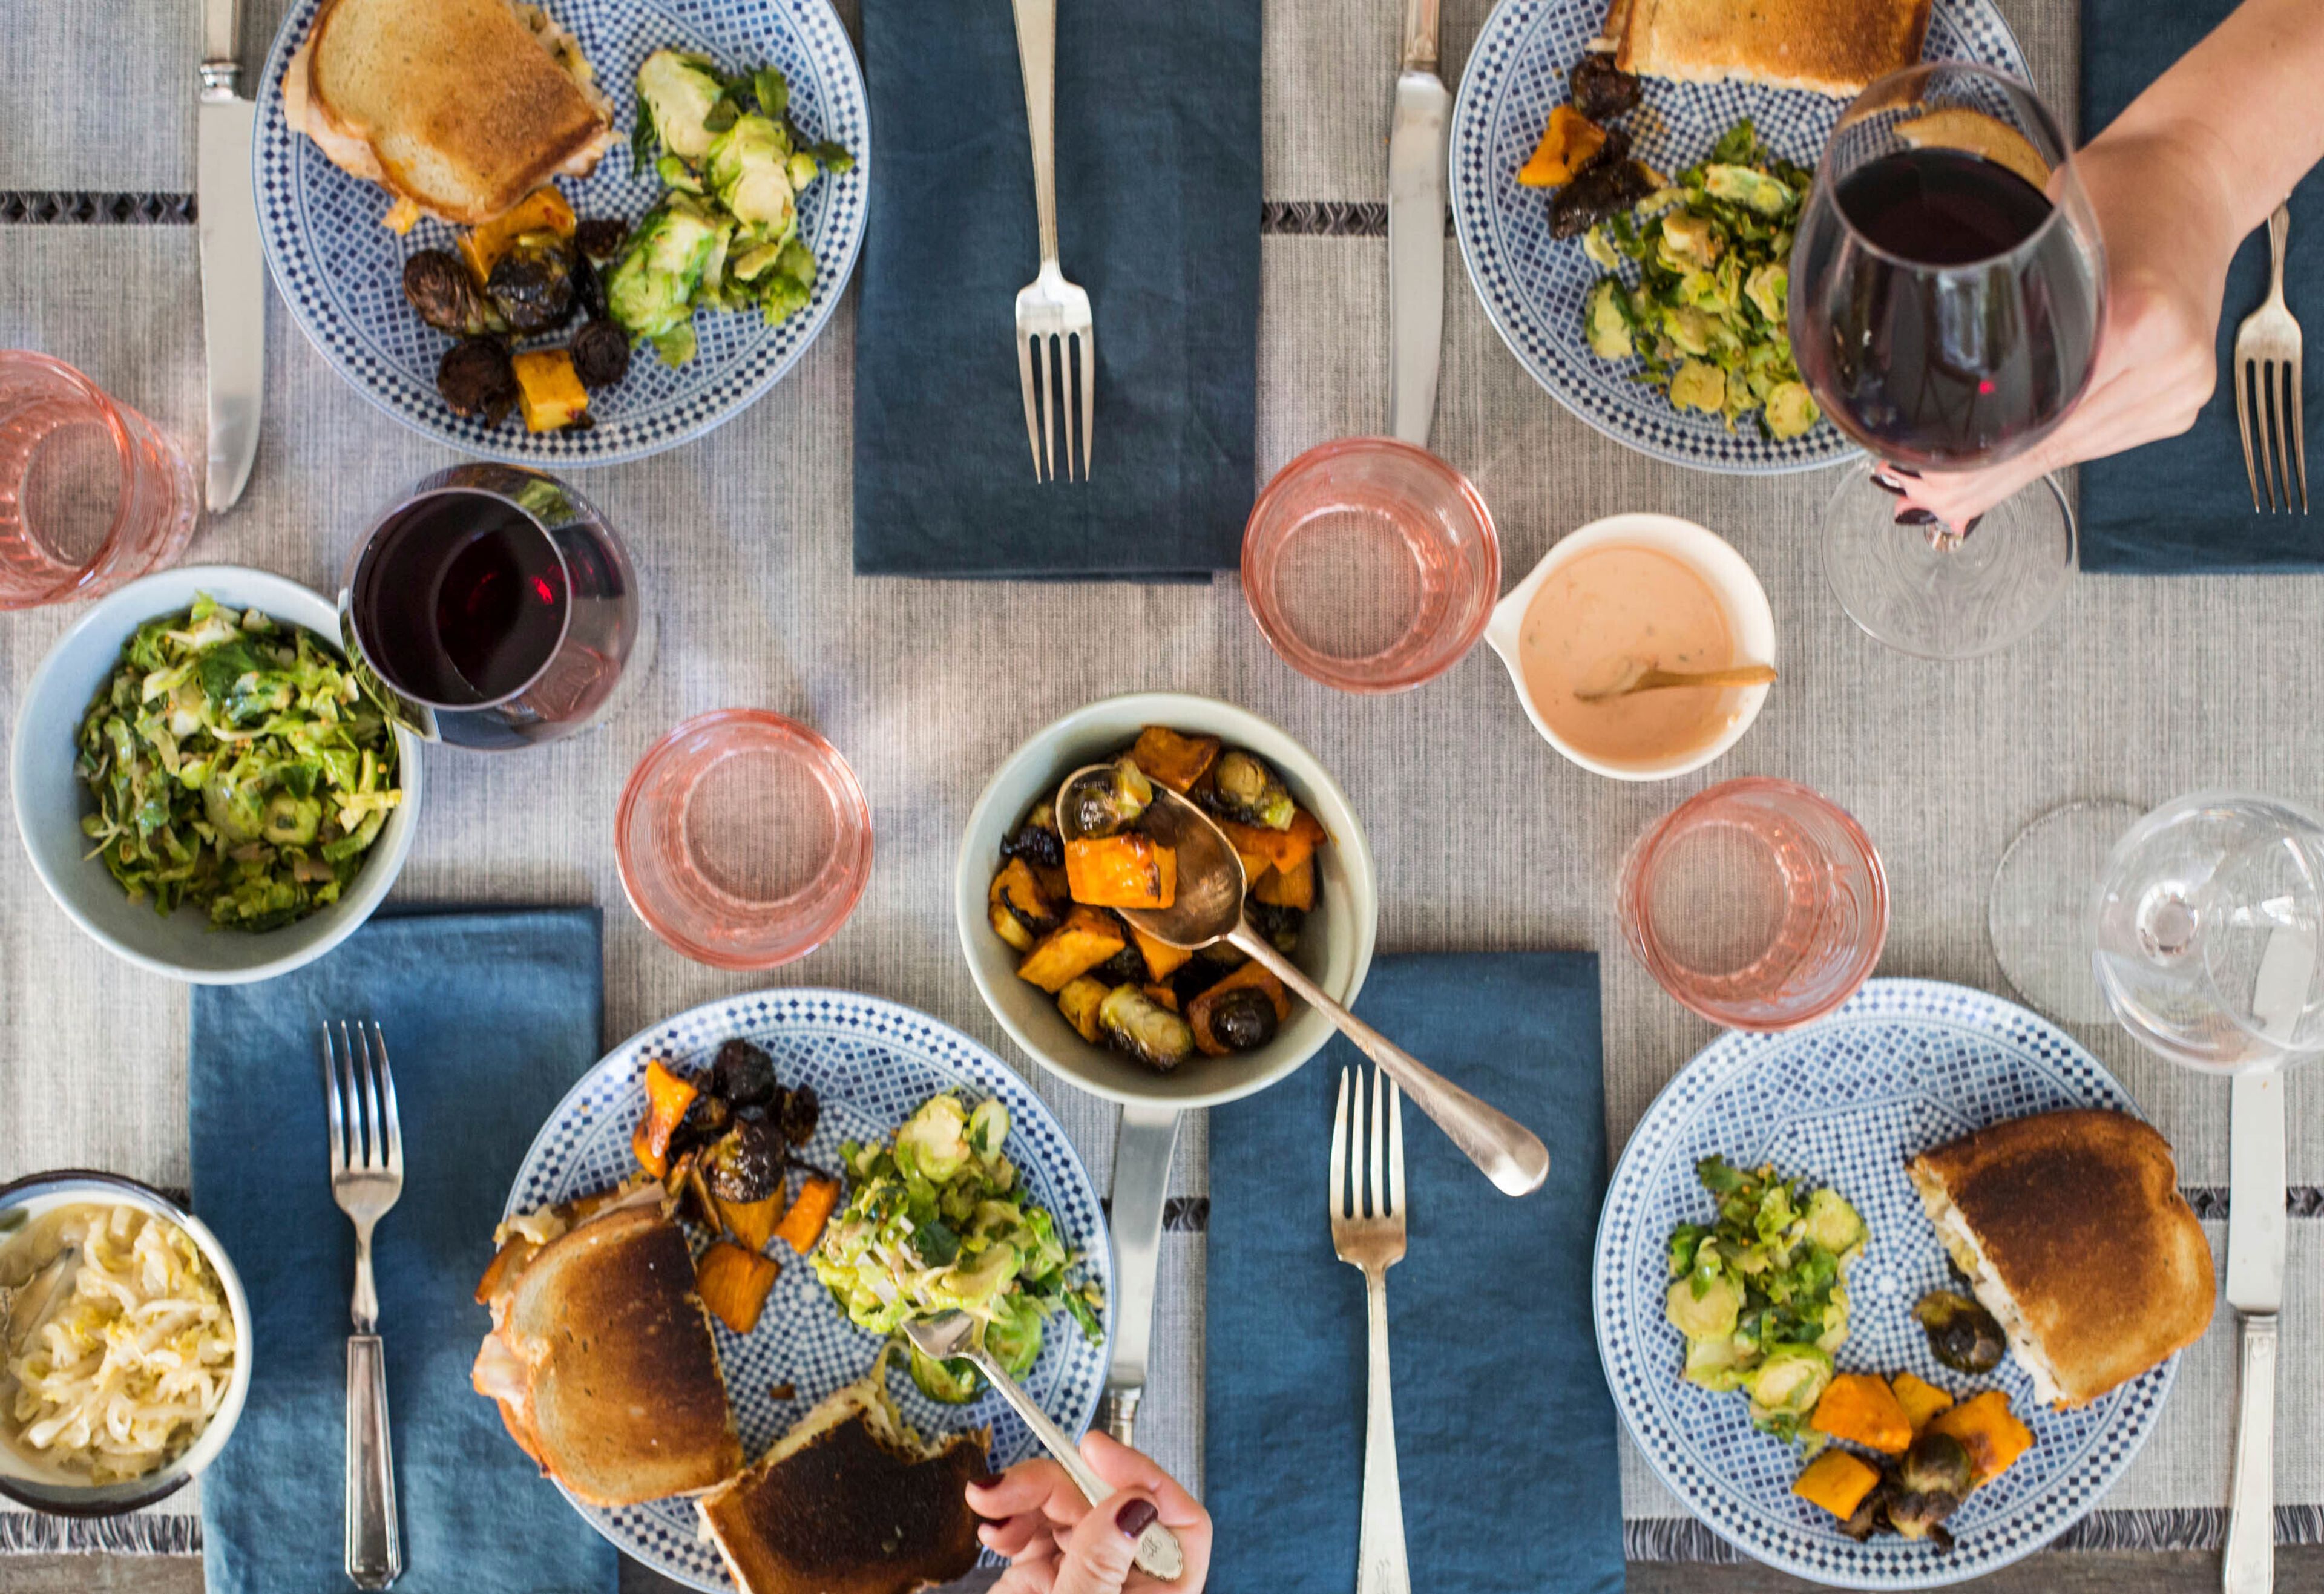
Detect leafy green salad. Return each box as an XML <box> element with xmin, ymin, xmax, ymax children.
<box><xmin>608</xmin><ymin>51</ymin><xmax>855</xmax><ymax>366</ymax></box>
<box><xmin>812</xmin><ymin>1093</ymin><xmax>1105</xmax><ymax>1403</ymax></box>
<box><xmin>1664</xmin><ymin>1156</ymin><xmax>1866</xmax><ymax>1443</ymax></box>
<box><xmin>73</xmin><ymin>595</ymin><xmax>403</xmax><ymax>931</ymax></box>
<box><xmin>1580</xmin><ymin>120</ymin><xmax>1822</xmax><ymax>441</ymax></box>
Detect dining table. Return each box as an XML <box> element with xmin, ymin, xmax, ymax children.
<box><xmin>3</xmin><ymin>0</ymin><xmax>2323</xmax><ymax>1588</ymax></box>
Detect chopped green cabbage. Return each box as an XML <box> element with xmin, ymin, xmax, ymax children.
<box><xmin>73</xmin><ymin>594</ymin><xmax>402</xmax><ymax>931</ymax></box>
<box><xmin>812</xmin><ymin>1092</ymin><xmax>1105</xmax><ymax>1403</ymax></box>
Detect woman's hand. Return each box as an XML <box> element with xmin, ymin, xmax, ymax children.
<box><xmin>1893</xmin><ymin>125</ymin><xmax>2245</xmax><ymax>530</ymax></box>
<box><xmin>968</xmin><ymin>1431</ymin><xmax>1213</xmax><ymax>1594</ymax></box>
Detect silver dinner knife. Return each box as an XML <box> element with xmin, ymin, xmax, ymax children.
<box><xmin>1099</xmin><ymin>1103</ymin><xmax>1180</xmax><ymax>1449</ymax></box>
<box><xmin>199</xmin><ymin>0</ymin><xmax>266</xmax><ymax>512</ymax></box>
<box><xmin>1385</xmin><ymin>0</ymin><xmax>1449</xmax><ymax>447</ymax></box>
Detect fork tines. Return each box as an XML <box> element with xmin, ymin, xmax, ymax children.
<box><xmin>1330</xmin><ymin>1065</ymin><xmax>1405</xmax><ymax>1223</ymax></box>
<box><xmin>322</xmin><ymin>1020</ymin><xmax>402</xmax><ymax>1175</ymax></box>
<box><xmin>2237</xmin><ymin>352</ymin><xmax>2309</xmax><ymax>514</ymax></box>
<box><xmin>1017</xmin><ymin>324</ymin><xmax>1094</xmax><ymax>483</ymax></box>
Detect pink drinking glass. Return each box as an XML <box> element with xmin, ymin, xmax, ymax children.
<box><xmin>0</xmin><ymin>352</ymin><xmax>199</xmax><ymax>611</ymax></box>
<box><xmin>1618</xmin><ymin>777</ymin><xmax>1888</xmax><ymax>1031</ymax></box>
<box><xmin>1242</xmin><ymin>438</ymin><xmax>1500</xmax><ymax>693</ymax></box>
<box><xmin>616</xmin><ymin>710</ymin><xmax>873</xmax><ymax>971</ymax></box>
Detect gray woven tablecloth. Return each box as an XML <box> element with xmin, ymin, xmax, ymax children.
<box><xmin>4</xmin><ymin>0</ymin><xmax>2323</xmax><ymax>1571</ymax></box>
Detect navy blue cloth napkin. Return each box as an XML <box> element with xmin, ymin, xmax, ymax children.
<box><xmin>851</xmin><ymin>0</ymin><xmax>1259</xmax><ymax>580</ymax></box>
<box><xmin>2079</xmin><ymin>1</ymin><xmax>2323</xmax><ymax>571</ymax></box>
<box><xmin>190</xmin><ymin>907</ymin><xmax>611</xmax><ymax>1594</ymax></box>
<box><xmin>1205</xmin><ymin>951</ymin><xmax>1625</xmax><ymax>1594</ymax></box>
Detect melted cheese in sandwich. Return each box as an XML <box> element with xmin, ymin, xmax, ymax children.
<box><xmin>1914</xmin><ymin>1170</ymin><xmax>2067</xmax><ymax>1407</ymax></box>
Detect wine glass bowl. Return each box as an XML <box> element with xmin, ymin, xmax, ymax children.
<box><xmin>2093</xmin><ymin>792</ymin><xmax>2324</xmax><ymax>1073</ymax></box>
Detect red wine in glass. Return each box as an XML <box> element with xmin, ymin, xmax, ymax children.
<box><xmin>341</xmin><ymin>465</ymin><xmax>647</xmax><ymax>750</ymax></box>
<box><xmin>1793</xmin><ymin>145</ymin><xmax>2100</xmax><ymax>470</ymax></box>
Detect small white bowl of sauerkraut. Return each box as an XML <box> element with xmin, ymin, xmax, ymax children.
<box><xmin>0</xmin><ymin>1172</ymin><xmax>252</xmax><ymax>1515</ymax></box>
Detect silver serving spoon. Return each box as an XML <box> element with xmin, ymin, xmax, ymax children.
<box><xmin>1059</xmin><ymin>770</ymin><xmax>1550</xmax><ymax>1196</ymax></box>
<box><xmin>1572</xmin><ymin>658</ymin><xmax>1777</xmax><ymax>702</ymax></box>
<box><xmin>901</xmin><ymin>1313</ymin><xmax>1186</xmax><ymax>1581</ymax></box>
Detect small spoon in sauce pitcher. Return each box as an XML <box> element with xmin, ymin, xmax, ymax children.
<box><xmin>1058</xmin><ymin>770</ymin><xmax>1551</xmax><ymax>1196</ymax></box>
<box><xmin>1572</xmin><ymin>657</ymin><xmax>1777</xmax><ymax>703</ymax></box>
<box><xmin>0</xmin><ymin>1243</ymin><xmax>77</xmax><ymax>1364</ymax></box>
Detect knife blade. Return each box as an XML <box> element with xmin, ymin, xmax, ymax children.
<box><xmin>2223</xmin><ymin>927</ymin><xmax>2296</xmax><ymax>1594</ymax></box>
<box><xmin>1386</xmin><ymin>69</ymin><xmax>1449</xmax><ymax>448</ymax></box>
<box><xmin>199</xmin><ymin>0</ymin><xmax>265</xmax><ymax>513</ymax></box>
<box><xmin>1098</xmin><ymin>1103</ymin><xmax>1180</xmax><ymax>1448</ymax></box>
<box><xmin>1386</xmin><ymin>0</ymin><xmax>1447</xmax><ymax>448</ymax></box>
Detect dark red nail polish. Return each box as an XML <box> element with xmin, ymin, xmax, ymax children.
<box><xmin>1885</xmin><ymin>464</ymin><xmax>1920</xmax><ymax>478</ymax></box>
<box><xmin>1894</xmin><ymin>506</ymin><xmax>1937</xmax><ymax>527</ymax></box>
<box><xmin>1871</xmin><ymin>470</ymin><xmax>1906</xmax><ymax>496</ymax></box>
<box><xmin>971</xmin><ymin>1471</ymin><xmax>1006</xmax><ymax>1489</ymax></box>
<box><xmin>1960</xmin><ymin>515</ymin><xmax>1984</xmax><ymax>536</ymax></box>
<box><xmin>1115</xmin><ymin>1497</ymin><xmax>1158</xmax><ymax>1540</ymax></box>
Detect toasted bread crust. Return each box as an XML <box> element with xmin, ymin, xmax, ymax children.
<box><xmin>490</xmin><ymin>1205</ymin><xmax>743</xmax><ymax>1505</ymax></box>
<box><xmin>300</xmin><ymin>0</ymin><xmax>611</xmax><ymax>223</ymax></box>
<box><xmin>1610</xmin><ymin>0</ymin><xmax>1933</xmax><ymax>97</ymax></box>
<box><xmin>1911</xmin><ymin>1109</ymin><xmax>2215</xmax><ymax>1407</ymax></box>
<box><xmin>701</xmin><ymin>1419</ymin><xmax>987</xmax><ymax>1594</ymax></box>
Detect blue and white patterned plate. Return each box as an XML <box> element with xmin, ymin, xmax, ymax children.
<box><xmin>1595</xmin><ymin>980</ymin><xmax>2176</xmax><ymax>1588</ymax></box>
<box><xmin>253</xmin><ymin>0</ymin><xmax>869</xmax><ymax>466</ymax></box>
<box><xmin>1451</xmin><ymin>0</ymin><xmax>2027</xmax><ymax>473</ymax></box>
<box><xmin>504</xmin><ymin>989</ymin><xmax>1112</xmax><ymax>1592</ymax></box>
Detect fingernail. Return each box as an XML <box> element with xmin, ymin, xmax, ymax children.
<box><xmin>1885</xmin><ymin>464</ymin><xmax>1920</xmax><ymax>479</ymax></box>
<box><xmin>971</xmin><ymin>1471</ymin><xmax>1006</xmax><ymax>1489</ymax></box>
<box><xmin>1115</xmin><ymin>1497</ymin><xmax>1158</xmax><ymax>1540</ymax></box>
<box><xmin>1960</xmin><ymin>515</ymin><xmax>1983</xmax><ymax>536</ymax></box>
<box><xmin>1894</xmin><ymin>506</ymin><xmax>1937</xmax><ymax>526</ymax></box>
<box><xmin>1871</xmin><ymin>470</ymin><xmax>1906</xmax><ymax>495</ymax></box>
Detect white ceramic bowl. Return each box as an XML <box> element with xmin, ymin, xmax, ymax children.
<box><xmin>956</xmin><ymin>694</ymin><xmax>1377</xmax><ymax>1109</ymax></box>
<box><xmin>1482</xmin><ymin>512</ymin><xmax>1775</xmax><ymax>782</ymax></box>
<box><xmin>0</xmin><ymin>1170</ymin><xmax>255</xmax><ymax>1517</ymax></box>
<box><xmin>11</xmin><ymin>565</ymin><xmax>424</xmax><ymax>983</ymax></box>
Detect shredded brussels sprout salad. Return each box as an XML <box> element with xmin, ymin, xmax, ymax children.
<box><xmin>812</xmin><ymin>1092</ymin><xmax>1105</xmax><ymax>1403</ymax></box>
<box><xmin>1579</xmin><ymin>120</ymin><xmax>1823</xmax><ymax>441</ymax></box>
<box><xmin>73</xmin><ymin>594</ymin><xmax>404</xmax><ymax>931</ymax></box>
<box><xmin>1664</xmin><ymin>1155</ymin><xmax>1866</xmax><ymax>1445</ymax></box>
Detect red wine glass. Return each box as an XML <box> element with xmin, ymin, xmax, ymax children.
<box><xmin>1788</xmin><ymin>63</ymin><xmax>2106</xmax><ymax>658</ymax></box>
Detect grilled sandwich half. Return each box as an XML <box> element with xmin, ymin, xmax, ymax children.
<box><xmin>1602</xmin><ymin>0</ymin><xmax>1933</xmax><ymax>97</ymax></box>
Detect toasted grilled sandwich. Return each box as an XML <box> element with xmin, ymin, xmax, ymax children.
<box><xmin>472</xmin><ymin>1195</ymin><xmax>744</xmax><ymax>1505</ymax></box>
<box><xmin>1909</xmin><ymin>1109</ymin><xmax>2214</xmax><ymax>1408</ymax></box>
<box><xmin>699</xmin><ymin>1348</ymin><xmax>987</xmax><ymax>1594</ymax></box>
<box><xmin>284</xmin><ymin>0</ymin><xmax>615</xmax><ymax>225</ymax></box>
<box><xmin>1601</xmin><ymin>0</ymin><xmax>1933</xmax><ymax>97</ymax></box>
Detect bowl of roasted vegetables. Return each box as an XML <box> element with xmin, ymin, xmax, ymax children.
<box><xmin>11</xmin><ymin>566</ymin><xmax>422</xmax><ymax>984</ymax></box>
<box><xmin>956</xmin><ymin>694</ymin><xmax>1377</xmax><ymax>1109</ymax></box>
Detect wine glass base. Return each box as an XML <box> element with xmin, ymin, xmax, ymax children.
<box><xmin>1822</xmin><ymin>464</ymin><xmax>2076</xmax><ymax>659</ymax></box>
<box><xmin>1988</xmin><ymin>799</ymin><xmax>2143</xmax><ymax>1025</ymax></box>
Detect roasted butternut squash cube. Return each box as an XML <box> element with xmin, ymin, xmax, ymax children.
<box><xmin>1927</xmin><ymin>1390</ymin><xmax>2034</xmax><ymax>1486</ymax></box>
<box><xmin>1064</xmin><ymin>835</ymin><xmax>1177</xmax><ymax>908</ymax></box>
<box><xmin>512</xmin><ymin>349</ymin><xmax>588</xmax><ymax>433</ymax></box>
<box><xmin>1890</xmin><ymin>1372</ymin><xmax>1955</xmax><ymax>1434</ymax></box>
<box><xmin>458</xmin><ymin>186</ymin><xmax>577</xmax><ymax>280</ymax></box>
<box><xmin>991</xmin><ymin>858</ymin><xmax>1059</xmax><ymax>934</ymax></box>
<box><xmin>1253</xmin><ymin>854</ymin><xmax>1315</xmax><ymax>911</ymax></box>
<box><xmin>1218</xmin><ymin>810</ymin><xmax>1325</xmax><ymax>877</ymax></box>
<box><xmin>1517</xmin><ymin>104</ymin><xmax>1609</xmax><ymax>188</ymax></box>
<box><xmin>1793</xmin><ymin>1449</ymin><xmax>1882</xmax><ymax>1521</ymax></box>
<box><xmin>1810</xmin><ymin>1372</ymin><xmax>1913</xmax><ymax>1455</ymax></box>
<box><xmin>1129</xmin><ymin>726</ymin><xmax>1221</xmax><ymax>792</ymax></box>
<box><xmin>1126</xmin><ymin>921</ymin><xmax>1191</xmax><ymax>980</ymax></box>
<box><xmin>1057</xmin><ymin>975</ymin><xmax>1109</xmax><ymax>1041</ymax></box>
<box><xmin>1016</xmin><ymin>905</ymin><xmax>1127</xmax><ymax>992</ymax></box>
<box><xmin>694</xmin><ymin>1240</ymin><xmax>780</xmax><ymax>1333</ymax></box>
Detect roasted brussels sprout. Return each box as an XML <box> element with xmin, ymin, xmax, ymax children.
<box><xmin>672</xmin><ymin>1087</ymin><xmax>732</xmax><ymax>1155</ymax></box>
<box><xmin>1837</xmin><ymin>1480</ymin><xmax>1891</xmax><ymax>1543</ymax></box>
<box><xmin>1568</xmin><ymin>52</ymin><xmax>1642</xmax><ymax>121</ymax></box>
<box><xmin>1000</xmin><ymin>810</ymin><xmax>1065</xmax><ymax>870</ymax></box>
<box><xmin>436</xmin><ymin>338</ymin><xmax>518</xmax><ymax>424</ymax></box>
<box><xmin>576</xmin><ymin>217</ymin><xmax>630</xmax><ymax>261</ymax></box>
<box><xmin>1098</xmin><ymin>985</ymin><xmax>1195</xmax><ymax>1071</ymax></box>
<box><xmin>485</xmin><ymin>235</ymin><xmax>577</xmax><ymax>333</ymax></box>
<box><xmin>569</xmin><ymin>318</ymin><xmax>632</xmax><ymax>389</ymax></box>
<box><xmin>1914</xmin><ymin>1290</ymin><xmax>2006</xmax><ymax>1374</ymax></box>
<box><xmin>1206</xmin><ymin>750</ymin><xmax>1295</xmax><ymax>830</ymax></box>
<box><xmin>1549</xmin><ymin>128</ymin><xmax>1655</xmax><ymax>240</ymax></box>
<box><xmin>1886</xmin><ymin>1433</ymin><xmax>1971</xmax><ymax>1545</ymax></box>
<box><xmin>403</xmin><ymin>249</ymin><xmax>491</xmax><ymax>336</ymax></box>
<box><xmin>1061</xmin><ymin>758</ymin><xmax>1154</xmax><ymax>838</ymax></box>
<box><xmin>712</xmin><ymin>1038</ymin><xmax>780</xmax><ymax>1107</ymax></box>
<box><xmin>571</xmin><ymin>252</ymin><xmax>608</xmax><ymax>323</ymax></box>
<box><xmin>704</xmin><ymin>1112</ymin><xmax>783</xmax><ymax>1202</ymax></box>
<box><xmin>1205</xmin><ymin>985</ymin><xmax>1278</xmax><ymax>1051</ymax></box>
<box><xmin>1244</xmin><ymin>898</ymin><xmax>1304</xmax><ymax>953</ymax></box>
<box><xmin>778</xmin><ymin>1081</ymin><xmax>819</xmax><ymax>1147</ymax></box>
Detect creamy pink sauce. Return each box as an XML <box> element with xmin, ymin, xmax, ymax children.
<box><xmin>1518</xmin><ymin>545</ymin><xmax>1739</xmax><ymax>766</ymax></box>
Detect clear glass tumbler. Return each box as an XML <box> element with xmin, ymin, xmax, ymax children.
<box><xmin>1619</xmin><ymin>777</ymin><xmax>1889</xmax><ymax>1030</ymax></box>
<box><xmin>1241</xmin><ymin>438</ymin><xmax>1500</xmax><ymax>693</ymax></box>
<box><xmin>616</xmin><ymin>709</ymin><xmax>874</xmax><ymax>971</ymax></box>
<box><xmin>0</xmin><ymin>351</ymin><xmax>199</xmax><ymax>610</ymax></box>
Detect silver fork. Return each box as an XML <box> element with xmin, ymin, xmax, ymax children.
<box><xmin>323</xmin><ymin>1021</ymin><xmax>405</xmax><ymax>1590</ymax></box>
<box><xmin>2234</xmin><ymin>203</ymin><xmax>2306</xmax><ymax>514</ymax></box>
<box><xmin>1008</xmin><ymin>0</ymin><xmax>1094</xmax><ymax>481</ymax></box>
<box><xmin>1330</xmin><ymin>1067</ymin><xmax>1410</xmax><ymax>1594</ymax></box>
